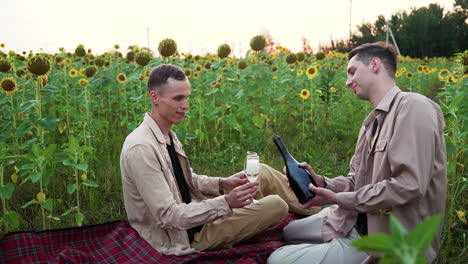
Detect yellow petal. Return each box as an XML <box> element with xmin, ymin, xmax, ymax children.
<box><xmin>456</xmin><ymin>210</ymin><xmax>466</xmax><ymax>224</ymax></box>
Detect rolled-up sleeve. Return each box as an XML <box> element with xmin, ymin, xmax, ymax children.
<box><xmin>337</xmin><ymin>96</ymin><xmax>438</xmax><ymax>212</ymax></box>
<box><xmin>124</xmin><ymin>144</ymin><xmax>232</xmax><ymax>230</ymax></box>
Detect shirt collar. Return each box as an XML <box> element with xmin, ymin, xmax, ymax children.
<box><xmin>143</xmin><ymin>113</ymin><xmax>186</xmax><ymax>156</ymax></box>
<box><xmin>375</xmin><ymin>86</ymin><xmax>401</xmax><ymax>112</ymax></box>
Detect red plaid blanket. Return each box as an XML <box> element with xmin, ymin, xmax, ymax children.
<box><xmin>0</xmin><ymin>214</ymin><xmax>297</xmax><ymax>264</ymax></box>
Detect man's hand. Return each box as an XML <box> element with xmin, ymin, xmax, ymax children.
<box><xmin>221</xmin><ymin>172</ymin><xmax>249</xmax><ymax>192</ymax></box>
<box><xmin>225</xmin><ymin>181</ymin><xmax>258</xmax><ymax>208</ymax></box>
<box><xmin>299</xmin><ymin>184</ymin><xmax>337</xmax><ymax>208</ymax></box>
<box><xmin>298</xmin><ymin>162</ymin><xmax>326</xmax><ymax>188</ymax></box>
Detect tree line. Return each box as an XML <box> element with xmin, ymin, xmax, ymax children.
<box><xmin>319</xmin><ymin>0</ymin><xmax>467</xmax><ymax>58</ymax></box>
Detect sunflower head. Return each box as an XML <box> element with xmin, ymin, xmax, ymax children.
<box><xmin>54</xmin><ymin>55</ymin><xmax>63</xmax><ymax>65</ymax></box>
<box><xmin>1</xmin><ymin>77</ymin><xmax>18</xmax><ymax>96</ymax></box>
<box><xmin>286</xmin><ymin>53</ymin><xmax>297</xmax><ymax>64</ymax></box>
<box><xmin>85</xmin><ymin>66</ymin><xmax>97</xmax><ymax>78</ymax></box>
<box><xmin>16</xmin><ymin>68</ymin><xmax>26</xmax><ymax>77</ymax></box>
<box><xmin>204</xmin><ymin>62</ymin><xmax>212</xmax><ymax>70</ymax></box>
<box><xmin>117</xmin><ymin>73</ymin><xmax>127</xmax><ymax>84</ymax></box>
<box><xmin>69</xmin><ymin>69</ymin><xmax>78</xmax><ymax>78</ymax></box>
<box><xmin>75</xmin><ymin>46</ymin><xmax>86</xmax><ymax>57</ymax></box>
<box><xmin>184</xmin><ymin>69</ymin><xmax>192</xmax><ymax>78</ymax></box>
<box><xmin>300</xmin><ymin>89</ymin><xmax>310</xmax><ymax>99</ymax></box>
<box><xmin>126</xmin><ymin>51</ymin><xmax>135</xmax><ymax>62</ymax></box>
<box><xmin>135</xmin><ymin>52</ymin><xmax>151</xmax><ymax>66</ymax></box>
<box><xmin>250</xmin><ymin>35</ymin><xmax>266</xmax><ymax>51</ymax></box>
<box><xmin>296</xmin><ymin>52</ymin><xmax>305</xmax><ymax>62</ymax></box>
<box><xmin>79</xmin><ymin>79</ymin><xmax>89</xmax><ymax>86</ymax></box>
<box><xmin>315</xmin><ymin>52</ymin><xmax>325</xmax><ymax>61</ymax></box>
<box><xmin>306</xmin><ymin>65</ymin><xmax>318</xmax><ymax>78</ymax></box>
<box><xmin>406</xmin><ymin>72</ymin><xmax>414</xmax><ymax>79</ymax></box>
<box><xmin>238</xmin><ymin>61</ymin><xmax>247</xmax><ymax>70</ymax></box>
<box><xmin>217</xmin><ymin>44</ymin><xmax>231</xmax><ymax>59</ymax></box>
<box><xmin>194</xmin><ymin>55</ymin><xmax>200</xmax><ymax>61</ymax></box>
<box><xmin>27</xmin><ymin>55</ymin><xmax>50</xmax><ymax>76</ymax></box>
<box><xmin>95</xmin><ymin>57</ymin><xmax>105</xmax><ymax>67</ymax></box>
<box><xmin>0</xmin><ymin>59</ymin><xmax>12</xmax><ymax>73</ymax></box>
<box><xmin>158</xmin><ymin>38</ymin><xmax>177</xmax><ymax>57</ymax></box>
<box><xmin>114</xmin><ymin>44</ymin><xmax>120</xmax><ymax>50</ymax></box>
<box><xmin>0</xmin><ymin>43</ymin><xmax>5</xmax><ymax>48</ymax></box>
<box><xmin>329</xmin><ymin>87</ymin><xmax>337</xmax><ymax>93</ymax></box>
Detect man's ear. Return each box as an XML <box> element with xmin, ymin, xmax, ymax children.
<box><xmin>371</xmin><ymin>57</ymin><xmax>381</xmax><ymax>73</ymax></box>
<box><xmin>149</xmin><ymin>90</ymin><xmax>159</xmax><ymax>105</ymax></box>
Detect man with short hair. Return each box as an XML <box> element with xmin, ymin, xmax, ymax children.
<box><xmin>120</xmin><ymin>64</ymin><xmax>319</xmax><ymax>256</ymax></box>
<box><xmin>268</xmin><ymin>42</ymin><xmax>447</xmax><ymax>263</ymax></box>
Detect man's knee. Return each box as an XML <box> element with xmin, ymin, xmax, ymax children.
<box><xmin>260</xmin><ymin>195</ymin><xmax>288</xmax><ymax>222</ymax></box>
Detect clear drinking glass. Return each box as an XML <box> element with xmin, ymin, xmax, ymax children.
<box><xmin>244</xmin><ymin>151</ymin><xmax>260</xmax><ymax>181</ymax></box>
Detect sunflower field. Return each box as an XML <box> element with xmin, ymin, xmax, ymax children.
<box><xmin>0</xmin><ymin>37</ymin><xmax>466</xmax><ymax>262</ymax></box>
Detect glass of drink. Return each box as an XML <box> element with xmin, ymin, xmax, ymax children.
<box><xmin>244</xmin><ymin>151</ymin><xmax>260</xmax><ymax>181</ymax></box>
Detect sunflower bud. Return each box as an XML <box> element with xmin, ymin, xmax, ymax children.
<box><xmin>85</xmin><ymin>66</ymin><xmax>97</xmax><ymax>78</ymax></box>
<box><xmin>36</xmin><ymin>192</ymin><xmax>46</xmax><ymax>202</ymax></box>
<box><xmin>217</xmin><ymin>44</ymin><xmax>231</xmax><ymax>59</ymax></box>
<box><xmin>135</xmin><ymin>52</ymin><xmax>151</xmax><ymax>66</ymax></box>
<box><xmin>158</xmin><ymin>38</ymin><xmax>177</xmax><ymax>57</ymax></box>
<box><xmin>27</xmin><ymin>56</ymin><xmax>50</xmax><ymax>75</ymax></box>
<box><xmin>250</xmin><ymin>35</ymin><xmax>266</xmax><ymax>51</ymax></box>
<box><xmin>238</xmin><ymin>61</ymin><xmax>247</xmax><ymax>70</ymax></box>
<box><xmin>286</xmin><ymin>53</ymin><xmax>297</xmax><ymax>64</ymax></box>
<box><xmin>0</xmin><ymin>59</ymin><xmax>12</xmax><ymax>73</ymax></box>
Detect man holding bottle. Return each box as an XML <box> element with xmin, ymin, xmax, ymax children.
<box><xmin>120</xmin><ymin>64</ymin><xmax>319</xmax><ymax>256</ymax></box>
<box><xmin>268</xmin><ymin>42</ymin><xmax>447</xmax><ymax>263</ymax></box>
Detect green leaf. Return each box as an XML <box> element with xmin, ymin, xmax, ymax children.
<box><xmin>0</xmin><ymin>183</ymin><xmax>15</xmax><ymax>199</ymax></box>
<box><xmin>82</xmin><ymin>179</ymin><xmax>98</xmax><ymax>187</ymax></box>
<box><xmin>351</xmin><ymin>233</ymin><xmax>395</xmax><ymax>254</ymax></box>
<box><xmin>225</xmin><ymin>115</ymin><xmax>242</xmax><ymax>132</ymax></box>
<box><xmin>67</xmin><ymin>183</ymin><xmax>78</xmax><ymax>194</ymax></box>
<box><xmin>62</xmin><ymin>159</ymin><xmax>76</xmax><ymax>167</ymax></box>
<box><xmin>18</xmin><ymin>100</ymin><xmax>37</xmax><ymax>113</ymax></box>
<box><xmin>15</xmin><ymin>121</ymin><xmax>32</xmax><ymax>138</ymax></box>
<box><xmin>21</xmin><ymin>199</ymin><xmax>38</xmax><ymax>208</ymax></box>
<box><xmin>37</xmin><ymin>117</ymin><xmax>59</xmax><ymax>131</ymax></box>
<box><xmin>407</xmin><ymin>215</ymin><xmax>441</xmax><ymax>253</ymax></box>
<box><xmin>379</xmin><ymin>255</ymin><xmax>400</xmax><ymax>264</ymax></box>
<box><xmin>32</xmin><ymin>143</ymin><xmax>40</xmax><ymax>157</ymax></box>
<box><xmin>390</xmin><ymin>215</ymin><xmax>408</xmax><ymax>242</ymax></box>
<box><xmin>75</xmin><ymin>212</ymin><xmax>84</xmax><ymax>226</ymax></box>
<box><xmin>61</xmin><ymin>209</ymin><xmax>73</xmax><ymax>217</ymax></box>
<box><xmin>75</xmin><ymin>163</ymin><xmax>88</xmax><ymax>171</ymax></box>
<box><xmin>252</xmin><ymin>115</ymin><xmax>265</xmax><ymax>129</ymax></box>
<box><xmin>3</xmin><ymin>211</ymin><xmax>19</xmax><ymax>228</ymax></box>
<box><xmin>29</xmin><ymin>172</ymin><xmax>42</xmax><ymax>183</ymax></box>
<box><xmin>40</xmin><ymin>198</ymin><xmax>54</xmax><ymax>211</ymax></box>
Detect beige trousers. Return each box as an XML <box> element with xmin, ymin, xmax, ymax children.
<box><xmin>191</xmin><ymin>164</ymin><xmax>321</xmax><ymax>251</ymax></box>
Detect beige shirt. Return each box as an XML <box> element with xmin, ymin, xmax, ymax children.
<box><xmin>120</xmin><ymin>113</ymin><xmax>233</xmax><ymax>256</ymax></box>
<box><xmin>322</xmin><ymin>87</ymin><xmax>447</xmax><ymax>262</ymax></box>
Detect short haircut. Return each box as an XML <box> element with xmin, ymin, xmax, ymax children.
<box><xmin>348</xmin><ymin>42</ymin><xmax>398</xmax><ymax>77</ymax></box>
<box><xmin>147</xmin><ymin>64</ymin><xmax>186</xmax><ymax>91</ymax></box>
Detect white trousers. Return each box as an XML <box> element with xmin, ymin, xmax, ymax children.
<box><xmin>268</xmin><ymin>208</ymin><xmax>368</xmax><ymax>264</ymax></box>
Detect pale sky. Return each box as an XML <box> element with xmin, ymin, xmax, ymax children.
<box><xmin>2</xmin><ymin>0</ymin><xmax>456</xmax><ymax>56</ymax></box>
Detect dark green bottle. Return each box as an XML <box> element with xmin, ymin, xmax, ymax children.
<box><xmin>273</xmin><ymin>136</ymin><xmax>316</xmax><ymax>204</ymax></box>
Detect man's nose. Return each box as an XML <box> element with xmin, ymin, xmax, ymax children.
<box><xmin>346</xmin><ymin>79</ymin><xmax>352</xmax><ymax>87</ymax></box>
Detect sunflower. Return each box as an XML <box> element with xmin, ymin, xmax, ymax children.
<box><xmin>300</xmin><ymin>89</ymin><xmax>310</xmax><ymax>99</ymax></box>
<box><xmin>296</xmin><ymin>70</ymin><xmax>303</xmax><ymax>76</ymax></box>
<box><xmin>0</xmin><ymin>43</ymin><xmax>5</xmax><ymax>48</ymax></box>
<box><xmin>27</xmin><ymin>55</ymin><xmax>51</xmax><ymax>75</ymax></box>
<box><xmin>114</xmin><ymin>44</ymin><xmax>120</xmax><ymax>50</ymax></box>
<box><xmin>193</xmin><ymin>72</ymin><xmax>199</xmax><ymax>79</ymax></box>
<box><xmin>329</xmin><ymin>87</ymin><xmax>337</xmax><ymax>93</ymax></box>
<box><xmin>217</xmin><ymin>44</ymin><xmax>231</xmax><ymax>59</ymax></box>
<box><xmin>1</xmin><ymin>77</ymin><xmax>18</xmax><ymax>96</ymax></box>
<box><xmin>69</xmin><ymin>69</ymin><xmax>78</xmax><ymax>78</ymax></box>
<box><xmin>406</xmin><ymin>72</ymin><xmax>414</xmax><ymax>79</ymax></box>
<box><xmin>417</xmin><ymin>65</ymin><xmax>424</xmax><ymax>73</ymax></box>
<box><xmin>195</xmin><ymin>65</ymin><xmax>202</xmax><ymax>72</ymax></box>
<box><xmin>79</xmin><ymin>79</ymin><xmax>89</xmax><ymax>86</ymax></box>
<box><xmin>184</xmin><ymin>69</ymin><xmax>192</xmax><ymax>78</ymax></box>
<box><xmin>438</xmin><ymin>69</ymin><xmax>450</xmax><ymax>80</ymax></box>
<box><xmin>399</xmin><ymin>67</ymin><xmax>407</xmax><ymax>73</ymax></box>
<box><xmin>250</xmin><ymin>35</ymin><xmax>266</xmax><ymax>51</ymax></box>
<box><xmin>306</xmin><ymin>66</ymin><xmax>318</xmax><ymax>78</ymax></box>
<box><xmin>158</xmin><ymin>38</ymin><xmax>177</xmax><ymax>57</ymax></box>
<box><xmin>117</xmin><ymin>73</ymin><xmax>127</xmax><ymax>83</ymax></box>
<box><xmin>0</xmin><ymin>59</ymin><xmax>12</xmax><ymax>73</ymax></box>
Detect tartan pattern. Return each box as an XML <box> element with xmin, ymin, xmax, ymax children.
<box><xmin>0</xmin><ymin>214</ymin><xmax>297</xmax><ymax>264</ymax></box>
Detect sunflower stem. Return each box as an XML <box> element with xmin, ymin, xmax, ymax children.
<box><xmin>0</xmin><ymin>166</ymin><xmax>8</xmax><ymax>232</ymax></box>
